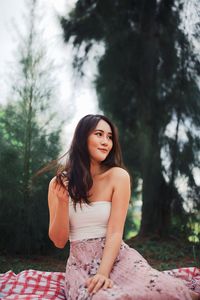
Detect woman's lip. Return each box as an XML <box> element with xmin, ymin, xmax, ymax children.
<box><xmin>98</xmin><ymin>148</ymin><xmax>108</xmax><ymax>153</ymax></box>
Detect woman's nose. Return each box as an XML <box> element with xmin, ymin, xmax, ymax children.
<box><xmin>101</xmin><ymin>137</ymin><xmax>108</xmax><ymax>145</ymax></box>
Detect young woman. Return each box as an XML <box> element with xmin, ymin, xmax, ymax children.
<box><xmin>48</xmin><ymin>114</ymin><xmax>199</xmax><ymax>300</ymax></box>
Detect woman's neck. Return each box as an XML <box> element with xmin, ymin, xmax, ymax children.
<box><xmin>90</xmin><ymin>161</ymin><xmax>104</xmax><ymax>178</ymax></box>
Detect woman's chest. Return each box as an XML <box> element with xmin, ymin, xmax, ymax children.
<box><xmin>88</xmin><ymin>176</ymin><xmax>114</xmax><ymax>202</ymax></box>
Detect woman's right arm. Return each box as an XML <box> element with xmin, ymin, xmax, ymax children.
<box><xmin>48</xmin><ymin>177</ymin><xmax>69</xmax><ymax>248</ymax></box>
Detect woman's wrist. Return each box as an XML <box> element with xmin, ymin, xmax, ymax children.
<box><xmin>97</xmin><ymin>269</ymin><xmax>110</xmax><ymax>278</ymax></box>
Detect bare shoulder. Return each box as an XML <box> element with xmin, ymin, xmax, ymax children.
<box><xmin>109</xmin><ymin>167</ymin><xmax>131</xmax><ymax>204</ymax></box>
<box><xmin>109</xmin><ymin>167</ymin><xmax>130</xmax><ymax>181</ymax></box>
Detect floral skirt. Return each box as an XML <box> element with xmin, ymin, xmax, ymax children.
<box><xmin>64</xmin><ymin>237</ymin><xmax>192</xmax><ymax>300</ymax></box>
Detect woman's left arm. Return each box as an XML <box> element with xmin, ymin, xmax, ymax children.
<box><xmin>86</xmin><ymin>168</ymin><xmax>131</xmax><ymax>294</ymax></box>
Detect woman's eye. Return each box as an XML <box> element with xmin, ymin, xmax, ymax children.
<box><xmin>108</xmin><ymin>136</ymin><xmax>112</xmax><ymax>140</ymax></box>
<box><xmin>96</xmin><ymin>132</ymin><xmax>102</xmax><ymax>136</ymax></box>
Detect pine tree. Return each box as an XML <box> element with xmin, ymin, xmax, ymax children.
<box><xmin>60</xmin><ymin>0</ymin><xmax>200</xmax><ymax>238</ymax></box>
<box><xmin>0</xmin><ymin>0</ymin><xmax>61</xmax><ymax>254</ymax></box>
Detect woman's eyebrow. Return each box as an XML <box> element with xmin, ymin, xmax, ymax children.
<box><xmin>94</xmin><ymin>129</ymin><xmax>112</xmax><ymax>135</ymax></box>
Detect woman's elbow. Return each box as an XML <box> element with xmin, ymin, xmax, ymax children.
<box><xmin>48</xmin><ymin>229</ymin><xmax>68</xmax><ymax>248</ymax></box>
<box><xmin>53</xmin><ymin>240</ymin><xmax>67</xmax><ymax>249</ymax></box>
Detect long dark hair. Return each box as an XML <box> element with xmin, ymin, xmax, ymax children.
<box><xmin>57</xmin><ymin>114</ymin><xmax>124</xmax><ymax>206</ymax></box>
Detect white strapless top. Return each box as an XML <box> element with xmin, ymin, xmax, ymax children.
<box><xmin>69</xmin><ymin>200</ymin><xmax>111</xmax><ymax>241</ymax></box>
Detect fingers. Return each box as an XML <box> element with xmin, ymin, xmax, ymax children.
<box><xmin>51</xmin><ymin>179</ymin><xmax>68</xmax><ymax>202</ymax></box>
<box><xmin>85</xmin><ymin>277</ymin><xmax>92</xmax><ymax>286</ymax></box>
<box><xmin>51</xmin><ymin>178</ymin><xmax>59</xmax><ymax>191</ymax></box>
<box><xmin>87</xmin><ymin>276</ymin><xmax>98</xmax><ymax>294</ymax></box>
<box><xmin>86</xmin><ymin>275</ymin><xmax>113</xmax><ymax>295</ymax></box>
<box><xmin>102</xmin><ymin>279</ymin><xmax>113</xmax><ymax>289</ymax></box>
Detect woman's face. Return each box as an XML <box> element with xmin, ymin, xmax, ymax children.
<box><xmin>87</xmin><ymin>119</ymin><xmax>113</xmax><ymax>163</ymax></box>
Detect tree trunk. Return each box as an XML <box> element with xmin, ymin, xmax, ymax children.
<box><xmin>139</xmin><ymin>129</ymin><xmax>172</xmax><ymax>237</ymax></box>
<box><xmin>23</xmin><ymin>87</ymin><xmax>33</xmax><ymax>202</ymax></box>
<box><xmin>137</xmin><ymin>0</ymin><xmax>173</xmax><ymax>237</ymax></box>
<box><xmin>21</xmin><ymin>88</ymin><xmax>33</xmax><ymax>254</ymax></box>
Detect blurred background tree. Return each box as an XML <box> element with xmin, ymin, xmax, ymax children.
<box><xmin>61</xmin><ymin>0</ymin><xmax>200</xmax><ymax>239</ymax></box>
<box><xmin>0</xmin><ymin>0</ymin><xmax>61</xmax><ymax>254</ymax></box>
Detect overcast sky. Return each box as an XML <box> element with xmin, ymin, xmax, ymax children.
<box><xmin>0</xmin><ymin>0</ymin><xmax>99</xmax><ymax>148</ymax></box>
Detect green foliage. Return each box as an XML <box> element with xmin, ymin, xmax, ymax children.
<box><xmin>123</xmin><ymin>206</ymin><xmax>136</xmax><ymax>240</ymax></box>
<box><xmin>61</xmin><ymin>0</ymin><xmax>200</xmax><ymax>238</ymax></box>
<box><xmin>0</xmin><ymin>0</ymin><xmax>62</xmax><ymax>254</ymax></box>
<box><xmin>1</xmin><ymin>239</ymin><xmax>198</xmax><ymax>273</ymax></box>
<box><xmin>0</xmin><ymin>104</ymin><xmax>60</xmax><ymax>254</ymax></box>
<box><xmin>126</xmin><ymin>238</ymin><xmax>200</xmax><ymax>270</ymax></box>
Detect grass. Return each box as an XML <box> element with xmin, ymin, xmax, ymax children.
<box><xmin>126</xmin><ymin>236</ymin><xmax>200</xmax><ymax>270</ymax></box>
<box><xmin>0</xmin><ymin>254</ymin><xmax>67</xmax><ymax>274</ymax></box>
<box><xmin>0</xmin><ymin>237</ymin><xmax>199</xmax><ymax>274</ymax></box>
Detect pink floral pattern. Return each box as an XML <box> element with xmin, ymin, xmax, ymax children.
<box><xmin>64</xmin><ymin>238</ymin><xmax>194</xmax><ymax>300</ymax></box>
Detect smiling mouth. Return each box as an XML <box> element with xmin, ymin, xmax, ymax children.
<box><xmin>98</xmin><ymin>148</ymin><xmax>108</xmax><ymax>153</ymax></box>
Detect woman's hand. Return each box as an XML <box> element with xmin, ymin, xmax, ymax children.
<box><xmin>50</xmin><ymin>177</ymin><xmax>68</xmax><ymax>203</ymax></box>
<box><xmin>86</xmin><ymin>274</ymin><xmax>113</xmax><ymax>295</ymax></box>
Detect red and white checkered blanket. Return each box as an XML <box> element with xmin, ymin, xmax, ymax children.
<box><xmin>0</xmin><ymin>267</ymin><xmax>200</xmax><ymax>299</ymax></box>
<box><xmin>0</xmin><ymin>270</ymin><xmax>65</xmax><ymax>299</ymax></box>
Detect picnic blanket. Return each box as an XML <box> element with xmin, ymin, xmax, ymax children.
<box><xmin>0</xmin><ymin>267</ymin><xmax>200</xmax><ymax>299</ymax></box>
